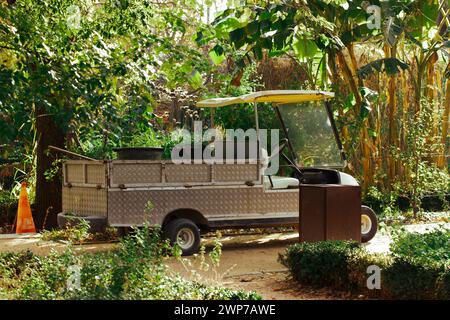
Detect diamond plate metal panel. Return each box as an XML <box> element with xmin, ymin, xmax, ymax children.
<box><xmin>65</xmin><ymin>164</ymin><xmax>84</xmax><ymax>184</ymax></box>
<box><xmin>111</xmin><ymin>163</ymin><xmax>162</xmax><ymax>185</ymax></box>
<box><xmin>86</xmin><ymin>164</ymin><xmax>106</xmax><ymax>185</ymax></box>
<box><xmin>214</xmin><ymin>164</ymin><xmax>259</xmax><ymax>182</ymax></box>
<box><xmin>62</xmin><ymin>159</ymin><xmax>298</xmax><ymax>228</ymax></box>
<box><xmin>164</xmin><ymin>164</ymin><xmax>211</xmax><ymax>183</ymax></box>
<box><xmin>62</xmin><ymin>187</ymin><xmax>107</xmax><ymax>217</ymax></box>
<box><xmin>108</xmin><ymin>187</ymin><xmax>298</xmax><ymax>226</ymax></box>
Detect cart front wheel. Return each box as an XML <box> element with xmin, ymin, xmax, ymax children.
<box><xmin>361</xmin><ymin>206</ymin><xmax>378</xmax><ymax>243</ymax></box>
<box><xmin>163</xmin><ymin>218</ymin><xmax>200</xmax><ymax>256</ymax></box>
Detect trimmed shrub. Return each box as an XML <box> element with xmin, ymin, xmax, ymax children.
<box><xmin>383</xmin><ymin>257</ymin><xmax>444</xmax><ymax>299</ymax></box>
<box><xmin>282</xmin><ymin>228</ymin><xmax>450</xmax><ymax>299</ymax></box>
<box><xmin>384</xmin><ymin>227</ymin><xmax>449</xmax><ymax>299</ymax></box>
<box><xmin>347</xmin><ymin>250</ymin><xmax>391</xmax><ymax>298</ymax></box>
<box><xmin>436</xmin><ymin>268</ymin><xmax>450</xmax><ymax>299</ymax></box>
<box><xmin>279</xmin><ymin>241</ymin><xmax>359</xmax><ymax>288</ymax></box>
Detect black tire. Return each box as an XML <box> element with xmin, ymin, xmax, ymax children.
<box><xmin>361</xmin><ymin>206</ymin><xmax>378</xmax><ymax>243</ymax></box>
<box><xmin>163</xmin><ymin>218</ymin><xmax>200</xmax><ymax>256</ymax></box>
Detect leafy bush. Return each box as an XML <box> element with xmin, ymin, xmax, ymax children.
<box><xmin>383</xmin><ymin>257</ymin><xmax>444</xmax><ymax>299</ymax></box>
<box><xmin>364</xmin><ymin>185</ymin><xmax>449</xmax><ymax>220</ymax></box>
<box><xmin>347</xmin><ymin>250</ymin><xmax>392</xmax><ymax>298</ymax></box>
<box><xmin>279</xmin><ymin>241</ymin><xmax>359</xmax><ymax>288</ymax></box>
<box><xmin>0</xmin><ymin>226</ymin><xmax>260</xmax><ymax>300</ymax></box>
<box><xmin>437</xmin><ymin>268</ymin><xmax>450</xmax><ymax>300</ymax></box>
<box><xmin>41</xmin><ymin>218</ymin><xmax>91</xmax><ymax>244</ymax></box>
<box><xmin>390</xmin><ymin>227</ymin><xmax>450</xmax><ymax>265</ymax></box>
<box><xmin>383</xmin><ymin>227</ymin><xmax>450</xmax><ymax>299</ymax></box>
<box><xmin>41</xmin><ymin>218</ymin><xmax>118</xmax><ymax>244</ymax></box>
<box><xmin>0</xmin><ymin>190</ymin><xmax>17</xmax><ymax>230</ymax></box>
<box><xmin>128</xmin><ymin>130</ymin><xmax>162</xmax><ymax>148</ymax></box>
<box><xmin>281</xmin><ymin>228</ymin><xmax>450</xmax><ymax>299</ymax></box>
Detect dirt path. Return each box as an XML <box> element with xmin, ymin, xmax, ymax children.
<box><xmin>223</xmin><ymin>272</ymin><xmax>363</xmax><ymax>300</ymax></box>
<box><xmin>164</xmin><ymin>232</ymin><xmax>365</xmax><ymax>299</ymax></box>
<box><xmin>0</xmin><ymin>234</ymin><xmax>118</xmax><ymax>255</ymax></box>
<box><xmin>165</xmin><ymin>232</ymin><xmax>297</xmax><ymax>277</ymax></box>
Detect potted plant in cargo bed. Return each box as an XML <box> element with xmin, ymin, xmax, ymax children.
<box><xmin>114</xmin><ymin>131</ymin><xmax>164</xmax><ymax>160</ymax></box>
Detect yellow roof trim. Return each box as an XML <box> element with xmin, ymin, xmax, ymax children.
<box><xmin>197</xmin><ymin>90</ymin><xmax>334</xmax><ymax>108</ymax></box>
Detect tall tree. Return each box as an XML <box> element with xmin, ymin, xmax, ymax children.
<box><xmin>0</xmin><ymin>0</ymin><xmax>210</xmax><ymax>228</ymax></box>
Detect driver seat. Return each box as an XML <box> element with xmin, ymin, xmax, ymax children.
<box><xmin>260</xmin><ymin>148</ymin><xmax>299</xmax><ymax>189</ymax></box>
<box><xmin>263</xmin><ymin>176</ymin><xmax>299</xmax><ymax>189</ymax></box>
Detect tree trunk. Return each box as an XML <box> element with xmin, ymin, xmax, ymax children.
<box><xmin>384</xmin><ymin>44</ymin><xmax>398</xmax><ymax>186</ymax></box>
<box><xmin>35</xmin><ymin>106</ymin><xmax>65</xmax><ymax>230</ymax></box>
<box><xmin>337</xmin><ymin>50</ymin><xmax>362</xmax><ymax>107</ymax></box>
<box><xmin>426</xmin><ymin>52</ymin><xmax>439</xmax><ymax>157</ymax></box>
<box><xmin>400</xmin><ymin>70</ymin><xmax>409</xmax><ymax>183</ymax></box>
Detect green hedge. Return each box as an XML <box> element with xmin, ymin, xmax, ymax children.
<box><xmin>279</xmin><ymin>241</ymin><xmax>360</xmax><ymax>289</ymax></box>
<box><xmin>279</xmin><ymin>228</ymin><xmax>450</xmax><ymax>299</ymax></box>
<box><xmin>437</xmin><ymin>269</ymin><xmax>450</xmax><ymax>299</ymax></box>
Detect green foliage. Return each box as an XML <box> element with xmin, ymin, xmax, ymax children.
<box><xmin>347</xmin><ymin>250</ymin><xmax>391</xmax><ymax>297</ymax></box>
<box><xmin>0</xmin><ymin>226</ymin><xmax>260</xmax><ymax>300</ymax></box>
<box><xmin>0</xmin><ymin>190</ymin><xmax>15</xmax><ymax>211</ymax></box>
<box><xmin>208</xmin><ymin>234</ymin><xmax>223</xmax><ymax>268</ymax></box>
<box><xmin>71</xmin><ymin>118</ymin><xmax>180</xmax><ymax>160</ymax></box>
<box><xmin>365</xmin><ymin>162</ymin><xmax>449</xmax><ymax>219</ymax></box>
<box><xmin>385</xmin><ymin>227</ymin><xmax>449</xmax><ymax>299</ymax></box>
<box><xmin>127</xmin><ymin>130</ymin><xmax>163</xmax><ymax>148</ymax></box>
<box><xmin>279</xmin><ymin>241</ymin><xmax>360</xmax><ymax>288</ymax></box>
<box><xmin>201</xmin><ymin>60</ymin><xmax>272</xmax><ymax>130</ymax></box>
<box><xmin>200</xmin><ymin>0</ymin><xmax>440</xmax><ymax>89</ymax></box>
<box><xmin>390</xmin><ymin>227</ymin><xmax>450</xmax><ymax>266</ymax></box>
<box><xmin>437</xmin><ymin>268</ymin><xmax>450</xmax><ymax>299</ymax></box>
<box><xmin>390</xmin><ymin>100</ymin><xmax>450</xmax><ymax>214</ymax></box>
<box><xmin>411</xmin><ymin>164</ymin><xmax>450</xmax><ymax>197</ymax></box>
<box><xmin>0</xmin><ymin>189</ymin><xmax>17</xmax><ymax>229</ymax></box>
<box><xmin>41</xmin><ymin>218</ymin><xmax>91</xmax><ymax>244</ymax></box>
<box><xmin>358</xmin><ymin>58</ymin><xmax>409</xmax><ymax>79</ymax></box>
<box><xmin>72</xmin><ymin>137</ymin><xmax>119</xmax><ymax>160</ymax></box>
<box><xmin>0</xmin><ymin>0</ymin><xmax>213</xmax><ymax>163</ymax></box>
<box><xmin>346</xmin><ymin>69</ymin><xmax>450</xmax><ymax>219</ymax></box>
<box><xmin>281</xmin><ymin>228</ymin><xmax>450</xmax><ymax>299</ymax></box>
<box><xmin>364</xmin><ymin>186</ymin><xmax>402</xmax><ymax>218</ymax></box>
<box><xmin>383</xmin><ymin>256</ymin><xmax>444</xmax><ymax>299</ymax></box>
<box><xmin>161</xmin><ymin>133</ymin><xmax>184</xmax><ymax>160</ymax></box>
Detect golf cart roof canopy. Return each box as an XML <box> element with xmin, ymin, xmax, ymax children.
<box><xmin>197</xmin><ymin>90</ymin><xmax>335</xmax><ymax>108</ymax></box>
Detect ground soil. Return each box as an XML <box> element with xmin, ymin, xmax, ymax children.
<box><xmin>164</xmin><ymin>232</ymin><xmax>377</xmax><ymax>299</ymax></box>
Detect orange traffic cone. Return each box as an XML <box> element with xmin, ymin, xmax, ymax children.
<box><xmin>16</xmin><ymin>182</ymin><xmax>36</xmax><ymax>234</ymax></box>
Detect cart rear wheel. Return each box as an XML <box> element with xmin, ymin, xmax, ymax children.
<box><xmin>163</xmin><ymin>218</ymin><xmax>200</xmax><ymax>256</ymax></box>
<box><xmin>361</xmin><ymin>206</ymin><xmax>377</xmax><ymax>243</ymax></box>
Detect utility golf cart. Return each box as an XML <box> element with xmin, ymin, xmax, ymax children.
<box><xmin>58</xmin><ymin>90</ymin><xmax>378</xmax><ymax>255</ymax></box>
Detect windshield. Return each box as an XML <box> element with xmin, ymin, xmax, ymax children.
<box><xmin>277</xmin><ymin>101</ymin><xmax>344</xmax><ymax>168</ymax></box>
